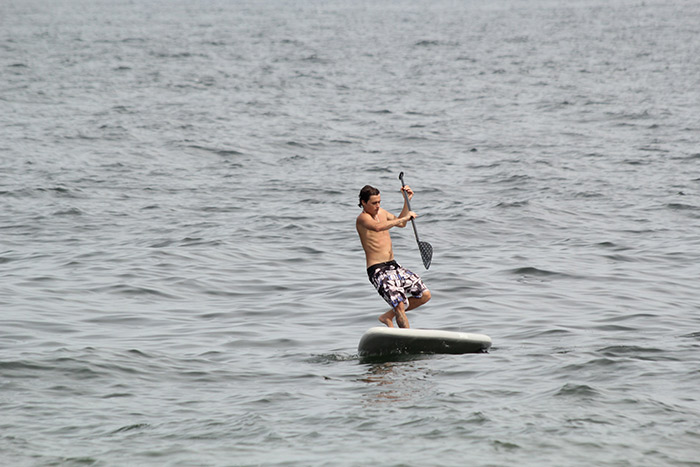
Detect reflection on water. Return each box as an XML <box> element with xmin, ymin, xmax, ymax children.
<box><xmin>360</xmin><ymin>360</ymin><xmax>436</xmax><ymax>405</ymax></box>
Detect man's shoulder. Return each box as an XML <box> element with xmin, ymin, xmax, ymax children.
<box><xmin>356</xmin><ymin>211</ymin><xmax>370</xmax><ymax>228</ymax></box>
<box><xmin>357</xmin><ymin>209</ymin><xmax>387</xmax><ymax>219</ymax></box>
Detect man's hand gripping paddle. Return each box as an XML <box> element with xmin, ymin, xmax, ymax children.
<box><xmin>399</xmin><ymin>172</ymin><xmax>433</xmax><ymax>269</ymax></box>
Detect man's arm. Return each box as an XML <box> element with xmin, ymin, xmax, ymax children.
<box><xmin>398</xmin><ymin>186</ymin><xmax>414</xmax><ymax>221</ymax></box>
<box><xmin>357</xmin><ymin>209</ymin><xmax>415</xmax><ymax>232</ymax></box>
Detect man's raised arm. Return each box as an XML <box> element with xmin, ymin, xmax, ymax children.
<box><xmin>398</xmin><ymin>185</ymin><xmax>415</xmax><ymax>222</ymax></box>
<box><xmin>357</xmin><ymin>210</ymin><xmax>416</xmax><ymax>232</ymax></box>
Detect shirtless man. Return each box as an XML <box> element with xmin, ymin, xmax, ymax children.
<box><xmin>356</xmin><ymin>184</ymin><xmax>431</xmax><ymax>328</ymax></box>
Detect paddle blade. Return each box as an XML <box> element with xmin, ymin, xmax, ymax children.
<box><xmin>419</xmin><ymin>241</ymin><xmax>433</xmax><ymax>269</ymax></box>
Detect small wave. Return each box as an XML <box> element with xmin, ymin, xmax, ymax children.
<box><xmin>0</xmin><ymin>254</ymin><xmax>18</xmax><ymax>264</ymax></box>
<box><xmin>188</xmin><ymin>145</ymin><xmax>244</xmax><ymax>157</ymax></box>
<box><xmin>0</xmin><ymin>360</ymin><xmax>49</xmax><ymax>372</ymax></box>
<box><xmin>180</xmin><ymin>237</ymin><xmax>224</xmax><ymax>247</ymax></box>
<box><xmin>503</xmin><ymin>327</ymin><xmax>572</xmax><ymax>340</ymax></box>
<box><xmin>279</xmin><ymin>154</ymin><xmax>307</xmax><ymax>163</ymax></box>
<box><xmin>367</xmin><ymin>166</ymin><xmax>393</xmax><ymax>173</ymax></box>
<box><xmin>492</xmin><ymin>440</ymin><xmax>520</xmax><ymax>451</ymax></box>
<box><xmin>673</xmin><ymin>153</ymin><xmax>700</xmax><ymax>161</ymax></box>
<box><xmin>299</xmin><ymin>54</ymin><xmax>324</xmax><ymax>63</ymax></box>
<box><xmin>405</xmin><ymin>111</ymin><xmax>432</xmax><ymax>117</ymax></box>
<box><xmin>591</xmin><ymin>324</ymin><xmax>638</xmax><ymax>332</ymax></box>
<box><xmin>225</xmin><ymin>337</ymin><xmax>303</xmax><ymax>350</ymax></box>
<box><xmin>34</xmin><ymin>186</ymin><xmax>82</xmax><ymax>198</ymax></box>
<box><xmin>414</xmin><ymin>39</ymin><xmax>458</xmax><ymax>48</ymax></box>
<box><xmin>508</xmin><ymin>266</ymin><xmax>571</xmax><ymax>278</ymax></box>
<box><xmin>497</xmin><ymin>174</ymin><xmax>531</xmax><ymax>184</ymax></box>
<box><xmin>150</xmin><ymin>51</ymin><xmax>207</xmax><ymax>59</ymax></box>
<box><xmin>598</xmin><ymin>345</ymin><xmax>673</xmax><ymax>361</ymax></box>
<box><xmin>666</xmin><ymin>202</ymin><xmax>699</xmax><ymax>212</ymax></box>
<box><xmin>92</xmin><ymin>284</ymin><xmax>181</xmax><ymax>299</ymax></box>
<box><xmin>622</xmin><ymin>158</ymin><xmax>650</xmax><ymax>166</ymax></box>
<box><xmin>102</xmin><ymin>392</ymin><xmax>134</xmax><ymax>399</ymax></box>
<box><xmin>573</xmin><ymin>191</ymin><xmax>604</xmax><ymax>199</ymax></box>
<box><xmin>6</xmin><ymin>355</ymin><xmax>111</xmax><ymax>380</ymax></box>
<box><xmin>496</xmin><ymin>200</ymin><xmax>529</xmax><ymax>208</ymax></box>
<box><xmin>607</xmin><ymin>110</ymin><xmax>652</xmax><ymax>121</ymax></box>
<box><xmin>279</xmin><ymin>38</ymin><xmax>303</xmax><ymax>46</ymax></box>
<box><xmin>415</xmin><ymin>40</ymin><xmax>441</xmax><ymax>47</ymax></box>
<box><xmin>297</xmin><ymin>246</ymin><xmax>324</xmax><ymax>255</ymax></box>
<box><xmin>54</xmin><ymin>207</ymin><xmax>84</xmax><ymax>216</ymax></box>
<box><xmin>555</xmin><ymin>383</ymin><xmax>600</xmax><ymax>398</ymax></box>
<box><xmin>111</xmin><ymin>423</ymin><xmax>150</xmax><ymax>434</ymax></box>
<box><xmin>306</xmin><ymin>353</ymin><xmax>358</xmax><ymax>364</ymax></box>
<box><xmin>603</xmin><ymin>253</ymin><xmax>637</xmax><ymax>262</ymax></box>
<box><xmin>200</xmin><ymin>206</ymin><xmax>240</xmax><ymax>213</ymax></box>
<box><xmin>639</xmin><ymin>145</ymin><xmax>669</xmax><ymax>154</ymax></box>
<box><xmin>401</xmin><ymin>135</ymin><xmax>429</xmax><ymax>142</ymax></box>
<box><xmin>111</xmin><ymin>105</ymin><xmax>133</xmax><ymax>114</ymax></box>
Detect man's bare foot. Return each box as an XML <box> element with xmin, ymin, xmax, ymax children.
<box><xmin>378</xmin><ymin>310</ymin><xmax>395</xmax><ymax>327</ymax></box>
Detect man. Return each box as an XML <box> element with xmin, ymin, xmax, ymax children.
<box><xmin>356</xmin><ymin>184</ymin><xmax>431</xmax><ymax>328</ymax></box>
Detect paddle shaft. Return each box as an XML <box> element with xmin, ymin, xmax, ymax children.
<box><xmin>398</xmin><ymin>171</ymin><xmax>433</xmax><ymax>269</ymax></box>
<box><xmin>398</xmin><ymin>172</ymin><xmax>421</xmax><ymax>243</ymax></box>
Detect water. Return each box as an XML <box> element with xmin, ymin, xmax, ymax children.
<box><xmin>2</xmin><ymin>0</ymin><xmax>700</xmax><ymax>465</ymax></box>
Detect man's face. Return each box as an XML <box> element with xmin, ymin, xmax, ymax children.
<box><xmin>363</xmin><ymin>194</ymin><xmax>381</xmax><ymax>216</ymax></box>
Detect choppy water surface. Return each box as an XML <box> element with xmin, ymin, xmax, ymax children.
<box><xmin>2</xmin><ymin>0</ymin><xmax>700</xmax><ymax>465</ymax></box>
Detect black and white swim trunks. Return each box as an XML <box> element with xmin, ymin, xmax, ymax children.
<box><xmin>367</xmin><ymin>260</ymin><xmax>427</xmax><ymax>309</ymax></box>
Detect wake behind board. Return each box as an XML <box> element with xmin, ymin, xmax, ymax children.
<box><xmin>358</xmin><ymin>327</ymin><xmax>491</xmax><ymax>358</ymax></box>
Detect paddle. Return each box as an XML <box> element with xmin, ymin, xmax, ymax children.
<box><xmin>399</xmin><ymin>171</ymin><xmax>433</xmax><ymax>269</ymax></box>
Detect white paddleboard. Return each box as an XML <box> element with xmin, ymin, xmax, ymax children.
<box><xmin>358</xmin><ymin>327</ymin><xmax>491</xmax><ymax>357</ymax></box>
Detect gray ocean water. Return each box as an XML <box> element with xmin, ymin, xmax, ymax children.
<box><xmin>2</xmin><ymin>0</ymin><xmax>700</xmax><ymax>465</ymax></box>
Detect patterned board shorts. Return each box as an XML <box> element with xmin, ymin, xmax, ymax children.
<box><xmin>367</xmin><ymin>260</ymin><xmax>427</xmax><ymax>309</ymax></box>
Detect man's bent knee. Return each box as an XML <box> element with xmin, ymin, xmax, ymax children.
<box><xmin>410</xmin><ymin>290</ymin><xmax>431</xmax><ymax>309</ymax></box>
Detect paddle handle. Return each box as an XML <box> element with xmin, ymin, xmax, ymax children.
<box><xmin>398</xmin><ymin>172</ymin><xmax>420</xmax><ymax>241</ymax></box>
<box><xmin>399</xmin><ymin>172</ymin><xmax>412</xmax><ymax>210</ymax></box>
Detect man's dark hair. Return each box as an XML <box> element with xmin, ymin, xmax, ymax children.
<box><xmin>358</xmin><ymin>185</ymin><xmax>380</xmax><ymax>207</ymax></box>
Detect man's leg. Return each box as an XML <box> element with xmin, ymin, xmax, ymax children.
<box><xmin>379</xmin><ymin>291</ymin><xmax>431</xmax><ymax>327</ymax></box>
<box><xmin>378</xmin><ymin>310</ymin><xmax>395</xmax><ymax>327</ymax></box>
<box><xmin>406</xmin><ymin>289</ymin><xmax>431</xmax><ymax>311</ymax></box>
<box><xmin>393</xmin><ymin>301</ymin><xmax>410</xmax><ymax>328</ymax></box>
<box><xmin>379</xmin><ymin>299</ymin><xmax>412</xmax><ymax>328</ymax></box>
